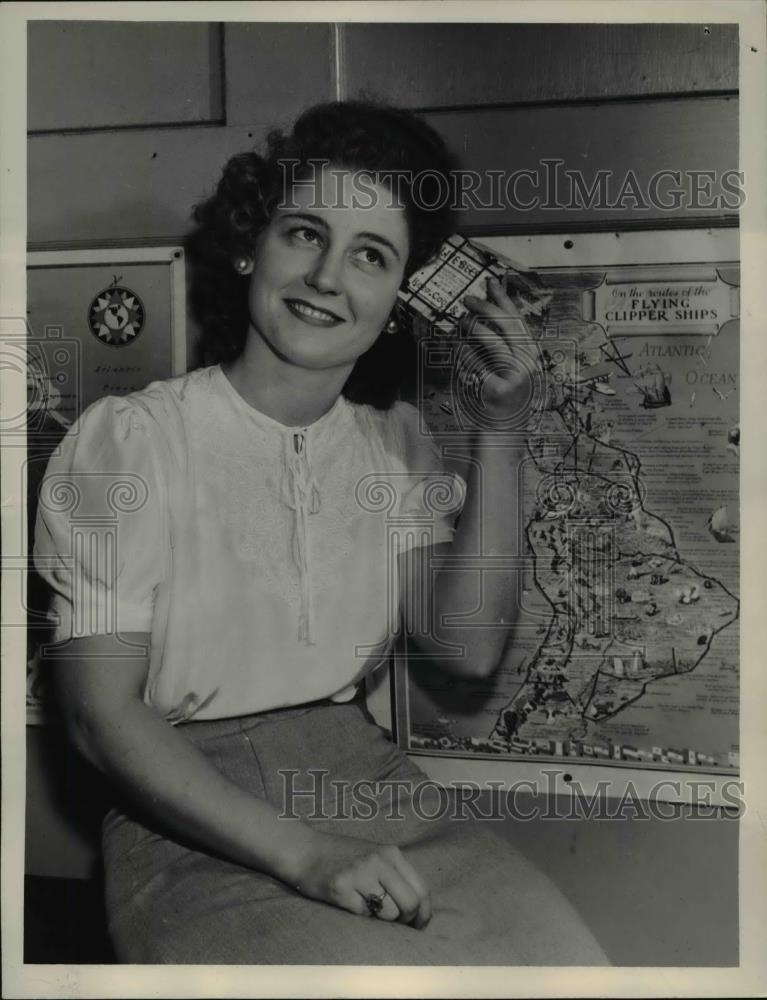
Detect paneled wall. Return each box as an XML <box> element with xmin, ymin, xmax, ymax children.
<box><xmin>340</xmin><ymin>23</ymin><xmax>738</xmax><ymax>106</ymax></box>
<box><xmin>28</xmin><ymin>21</ymin><xmax>739</xmax><ymax>249</ymax></box>
<box><xmin>28</xmin><ymin>23</ymin><xmax>226</xmax><ymax>131</ymax></box>
<box><xmin>27</xmin><ymin>23</ymin><xmax>336</xmax><ymax>249</ymax></box>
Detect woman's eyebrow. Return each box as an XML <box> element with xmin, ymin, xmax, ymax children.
<box><xmin>280</xmin><ymin>212</ymin><xmax>401</xmax><ymax>262</ymax></box>
<box><xmin>280</xmin><ymin>211</ymin><xmax>329</xmax><ymax>229</ymax></box>
<box><xmin>356</xmin><ymin>231</ymin><xmax>401</xmax><ymax>262</ymax></box>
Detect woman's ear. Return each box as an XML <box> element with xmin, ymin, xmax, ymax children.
<box><xmin>233</xmin><ymin>257</ymin><xmax>254</xmax><ymax>276</ymax></box>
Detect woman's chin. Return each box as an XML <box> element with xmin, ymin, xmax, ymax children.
<box><xmin>268</xmin><ymin>333</ymin><xmax>364</xmax><ymax>371</ymax></box>
<box><xmin>278</xmin><ymin>346</ymin><xmax>356</xmax><ymax>374</ymax></box>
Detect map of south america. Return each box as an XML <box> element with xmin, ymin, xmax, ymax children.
<box><xmin>404</xmin><ymin>260</ymin><xmax>740</xmax><ymax>772</ymax></box>
<box><xmin>490</xmin><ymin>376</ymin><xmax>739</xmax><ymax>751</ymax></box>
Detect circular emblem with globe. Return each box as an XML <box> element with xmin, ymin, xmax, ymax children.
<box><xmin>88</xmin><ymin>284</ymin><xmax>145</xmax><ymax>346</ymax></box>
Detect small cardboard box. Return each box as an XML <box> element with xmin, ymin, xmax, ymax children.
<box><xmin>397</xmin><ymin>234</ymin><xmax>552</xmax><ymax>339</ymax></box>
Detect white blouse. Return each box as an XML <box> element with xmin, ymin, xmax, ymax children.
<box><xmin>34</xmin><ymin>365</ymin><xmax>466</xmax><ymax>723</ymax></box>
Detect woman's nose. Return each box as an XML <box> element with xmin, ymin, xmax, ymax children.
<box><xmin>304</xmin><ymin>250</ymin><xmax>343</xmax><ymax>295</ymax></box>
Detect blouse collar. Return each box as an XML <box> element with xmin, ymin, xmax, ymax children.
<box><xmin>213</xmin><ymin>363</ymin><xmax>347</xmax><ymax>439</ymax></box>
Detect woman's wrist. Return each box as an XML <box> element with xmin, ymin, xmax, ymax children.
<box><xmin>264</xmin><ymin>818</ymin><xmax>322</xmax><ymax>887</ymax></box>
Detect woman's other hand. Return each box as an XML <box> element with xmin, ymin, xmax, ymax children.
<box><xmin>293</xmin><ymin>831</ymin><xmax>432</xmax><ymax>928</ymax></box>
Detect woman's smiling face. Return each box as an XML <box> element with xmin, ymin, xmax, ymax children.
<box><xmin>243</xmin><ymin>166</ymin><xmax>410</xmax><ymax>374</ymax></box>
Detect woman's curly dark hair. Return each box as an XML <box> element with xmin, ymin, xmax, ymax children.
<box><xmin>185</xmin><ymin>100</ymin><xmax>458</xmax><ymax>408</ymax></box>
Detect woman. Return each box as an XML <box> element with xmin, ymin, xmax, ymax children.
<box><xmin>34</xmin><ymin>101</ymin><xmax>608</xmax><ymax>965</ymax></box>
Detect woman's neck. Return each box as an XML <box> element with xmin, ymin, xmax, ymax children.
<box><xmin>221</xmin><ymin>340</ymin><xmax>352</xmax><ymax>428</ymax></box>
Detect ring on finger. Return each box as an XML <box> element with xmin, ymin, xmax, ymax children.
<box><xmin>364</xmin><ymin>890</ymin><xmax>388</xmax><ymax>918</ymax></box>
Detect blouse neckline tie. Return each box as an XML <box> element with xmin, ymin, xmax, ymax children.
<box><xmin>281</xmin><ymin>429</ymin><xmax>322</xmax><ymax>645</ymax></box>
<box><xmin>214</xmin><ymin>366</ymin><xmax>347</xmax><ymax>646</ymax></box>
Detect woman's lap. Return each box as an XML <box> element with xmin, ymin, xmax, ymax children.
<box><xmin>102</xmin><ymin>700</ymin><xmax>609</xmax><ymax>965</ymax></box>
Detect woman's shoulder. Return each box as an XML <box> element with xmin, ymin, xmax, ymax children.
<box><xmin>123</xmin><ymin>365</ymin><xmax>219</xmax><ymax>417</ymax></box>
<box><xmin>76</xmin><ymin>366</ymin><xmax>217</xmax><ymax>434</ymax></box>
<box><xmin>60</xmin><ymin>367</ymin><xmax>219</xmax><ymax>473</ymax></box>
<box><xmin>345</xmin><ymin>397</ymin><xmax>420</xmax><ymax>440</ymax></box>
<box><xmin>342</xmin><ymin>398</ymin><xmax>442</xmax><ymax>478</ymax></box>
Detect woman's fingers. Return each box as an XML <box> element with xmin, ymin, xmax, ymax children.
<box><xmin>457</xmin><ymin>322</ymin><xmax>513</xmax><ymax>374</ymax></box>
<box><xmin>457</xmin><ymin>333</ymin><xmax>521</xmax><ymax>404</ymax></box>
<box><xmin>486</xmin><ymin>274</ymin><xmax>526</xmax><ymax>323</ymax></box>
<box><xmin>464</xmin><ymin>277</ymin><xmax>530</xmax><ymax>344</ymax></box>
<box><xmin>459</xmin><ymin>278</ymin><xmax>544</xmax><ymax>417</ymax></box>
<box><xmin>384</xmin><ymin>847</ymin><xmax>433</xmax><ymax>929</ymax></box>
<box><xmin>301</xmin><ymin>837</ymin><xmax>431</xmax><ymax>928</ymax></box>
<box><xmin>355</xmin><ymin>884</ymin><xmax>401</xmax><ymax>923</ymax></box>
<box><xmin>358</xmin><ymin>867</ymin><xmax>419</xmax><ymax>924</ymax></box>
<box><xmin>362</xmin><ymin>846</ymin><xmax>431</xmax><ymax>926</ymax></box>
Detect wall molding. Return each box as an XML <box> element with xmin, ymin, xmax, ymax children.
<box><xmin>333</xmin><ymin>22</ymin><xmax>346</xmax><ymax>101</ymax></box>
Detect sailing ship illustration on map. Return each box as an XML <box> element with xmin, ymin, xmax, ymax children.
<box><xmin>635</xmin><ymin>364</ymin><xmax>672</xmax><ymax>408</ymax></box>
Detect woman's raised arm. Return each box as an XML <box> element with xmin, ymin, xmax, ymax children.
<box><xmin>400</xmin><ymin>277</ymin><xmax>533</xmax><ymax>678</ymax></box>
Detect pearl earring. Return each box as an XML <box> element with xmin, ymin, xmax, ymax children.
<box><xmin>234</xmin><ymin>258</ymin><xmax>250</xmax><ymax>274</ymax></box>
<box><xmin>385</xmin><ymin>316</ymin><xmax>399</xmax><ymax>335</ymax></box>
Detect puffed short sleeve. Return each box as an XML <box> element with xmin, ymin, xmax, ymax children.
<box><xmin>390</xmin><ymin>400</ymin><xmax>467</xmax><ymax>552</ymax></box>
<box><xmin>33</xmin><ymin>395</ymin><xmax>170</xmax><ymax>641</ymax></box>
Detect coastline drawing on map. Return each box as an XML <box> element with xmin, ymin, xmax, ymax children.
<box><xmin>488</xmin><ymin>355</ymin><xmax>739</xmax><ymax>753</ymax></box>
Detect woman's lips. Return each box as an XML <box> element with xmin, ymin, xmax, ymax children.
<box><xmin>284</xmin><ymin>299</ymin><xmax>345</xmax><ymax>327</ymax></box>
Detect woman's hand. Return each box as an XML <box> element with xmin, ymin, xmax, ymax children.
<box><xmin>457</xmin><ymin>276</ymin><xmax>539</xmax><ymax>425</ymax></box>
<box><xmin>292</xmin><ymin>829</ymin><xmax>432</xmax><ymax>928</ymax></box>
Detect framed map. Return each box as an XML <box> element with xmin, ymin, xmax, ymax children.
<box><xmin>367</xmin><ymin>227</ymin><xmax>740</xmax><ymax>803</ymax></box>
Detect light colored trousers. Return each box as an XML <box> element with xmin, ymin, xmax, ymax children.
<box><xmin>102</xmin><ymin>697</ymin><xmax>610</xmax><ymax>965</ymax></box>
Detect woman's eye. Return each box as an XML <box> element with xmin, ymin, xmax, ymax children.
<box><xmin>291</xmin><ymin>226</ymin><xmax>322</xmax><ymax>246</ymax></box>
<box><xmin>356</xmin><ymin>247</ymin><xmax>385</xmax><ymax>268</ymax></box>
